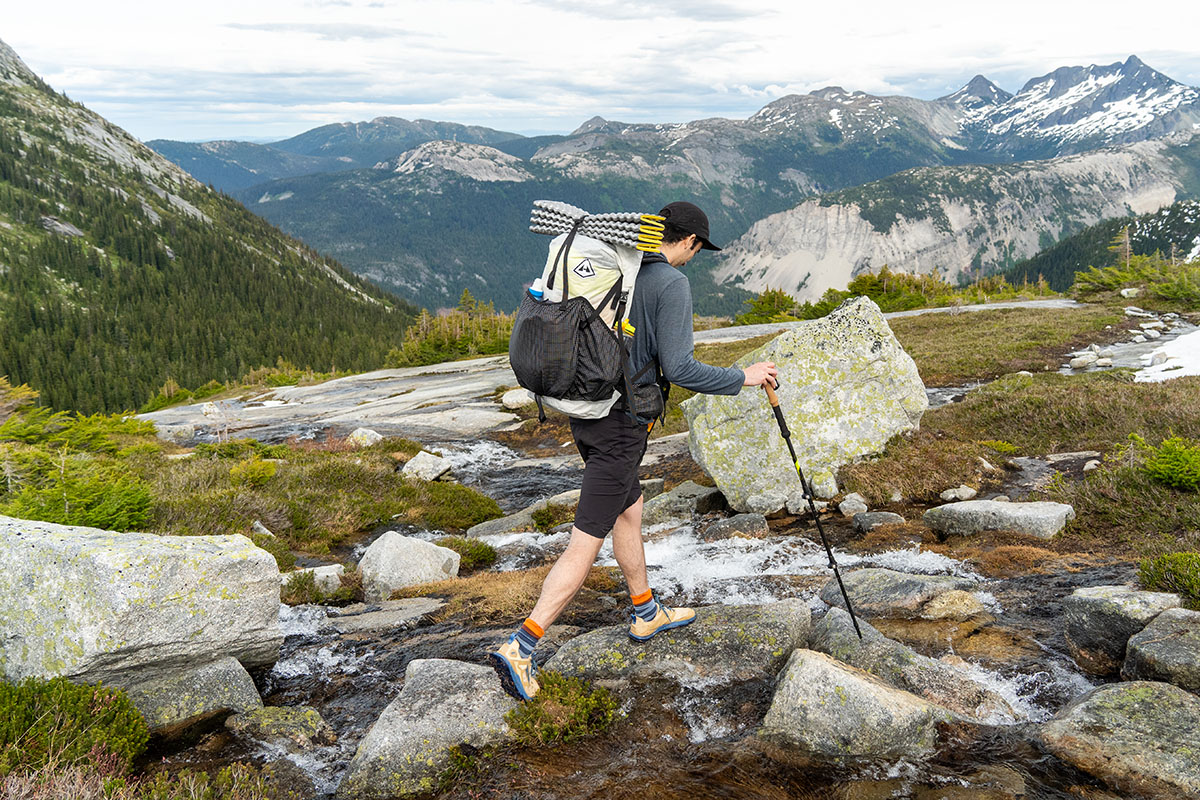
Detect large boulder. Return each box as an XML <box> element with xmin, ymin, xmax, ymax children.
<box><xmin>1063</xmin><ymin>585</ymin><xmax>1180</xmax><ymax>676</ymax></box>
<box><xmin>1122</xmin><ymin>607</ymin><xmax>1200</xmax><ymax>692</ymax></box>
<box><xmin>401</xmin><ymin>451</ymin><xmax>451</xmax><ymax>481</ymax></box>
<box><xmin>682</xmin><ymin>297</ymin><xmax>926</xmax><ymax>513</ymax></box>
<box><xmin>923</xmin><ymin>500</ymin><xmax>1075</xmax><ymax>539</ymax></box>
<box><xmin>819</xmin><ymin>568</ymin><xmax>979</xmax><ymax>620</ymax></box>
<box><xmin>758</xmin><ymin>649</ymin><xmax>957</xmax><ymax>761</ymax></box>
<box><xmin>1038</xmin><ymin>681</ymin><xmax>1200</xmax><ymax>799</ymax></box>
<box><xmin>359</xmin><ymin>532</ymin><xmax>460</xmax><ymax>602</ymax></box>
<box><xmin>337</xmin><ymin>659</ymin><xmax>515</xmax><ymax>800</ymax></box>
<box><xmin>641</xmin><ymin>481</ymin><xmax>727</xmax><ymax>526</ymax></box>
<box><xmin>0</xmin><ymin>516</ymin><xmax>281</xmax><ymax>685</ymax></box>
<box><xmin>122</xmin><ymin>656</ymin><xmax>262</xmax><ymax>737</ymax></box>
<box><xmin>811</xmin><ymin>608</ymin><xmax>1014</xmax><ymax>722</ymax></box>
<box><xmin>544</xmin><ymin>601</ymin><xmax>810</xmax><ymax>685</ymax></box>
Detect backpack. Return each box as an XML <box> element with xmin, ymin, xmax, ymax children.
<box><xmin>509</xmin><ymin>220</ymin><xmax>647</xmax><ymax>421</ymax></box>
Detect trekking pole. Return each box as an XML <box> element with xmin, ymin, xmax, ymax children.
<box><xmin>762</xmin><ymin>383</ymin><xmax>863</xmax><ymax>639</ymax></box>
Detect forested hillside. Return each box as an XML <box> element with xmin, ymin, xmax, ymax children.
<box><xmin>0</xmin><ymin>40</ymin><xmax>418</xmax><ymax>413</ymax></box>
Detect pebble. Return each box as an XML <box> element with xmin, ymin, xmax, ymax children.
<box><xmin>1132</xmin><ymin>335</ymin><xmax>1147</xmax><ymax>343</ymax></box>
<box><xmin>1140</xmin><ymin>321</ymin><xmax>1166</xmax><ymax>330</ymax></box>
<box><xmin>1119</xmin><ymin>288</ymin><xmax>1141</xmax><ymax>298</ymax></box>
<box><xmin>838</xmin><ymin>493</ymin><xmax>868</xmax><ymax>517</ymax></box>
<box><xmin>1083</xmin><ymin>460</ymin><xmax>1101</xmax><ymax>472</ymax></box>
<box><xmin>1150</xmin><ymin>351</ymin><xmax>1168</xmax><ymax>366</ymax></box>
<box><xmin>1095</xmin><ymin>358</ymin><xmax>1113</xmax><ymax>367</ymax></box>
<box><xmin>1144</xmin><ymin>329</ymin><xmax>1162</xmax><ymax>340</ymax></box>
<box><xmin>939</xmin><ymin>485</ymin><xmax>977</xmax><ymax>502</ymax></box>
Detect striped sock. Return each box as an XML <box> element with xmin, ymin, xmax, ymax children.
<box><xmin>514</xmin><ymin>618</ymin><xmax>543</xmax><ymax>657</ymax></box>
<box><xmin>631</xmin><ymin>589</ymin><xmax>660</xmax><ymax>622</ymax></box>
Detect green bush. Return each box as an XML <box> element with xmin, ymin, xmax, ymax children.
<box><xmin>0</xmin><ymin>460</ymin><xmax>153</xmax><ymax>531</ymax></box>
<box><xmin>531</xmin><ymin>502</ymin><xmax>574</xmax><ymax>533</ymax></box>
<box><xmin>195</xmin><ymin>439</ymin><xmax>288</xmax><ymax>460</ymax></box>
<box><xmin>229</xmin><ymin>458</ymin><xmax>277</xmax><ymax>488</ymax></box>
<box><xmin>1138</xmin><ymin>552</ymin><xmax>1200</xmax><ymax>608</ymax></box>
<box><xmin>978</xmin><ymin>439</ymin><xmax>1019</xmax><ymax>455</ymax></box>
<box><xmin>436</xmin><ymin>536</ymin><xmax>497</xmax><ymax>571</ymax></box>
<box><xmin>1143</xmin><ymin>436</ymin><xmax>1200</xmax><ymax>491</ymax></box>
<box><xmin>505</xmin><ymin>672</ymin><xmax>619</xmax><ymax>745</ymax></box>
<box><xmin>0</xmin><ymin>409</ymin><xmax>155</xmax><ymax>454</ymax></box>
<box><xmin>0</xmin><ymin>677</ymin><xmax>148</xmax><ymax>777</ymax></box>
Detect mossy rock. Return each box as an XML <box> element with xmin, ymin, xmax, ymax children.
<box><xmin>226</xmin><ymin>705</ymin><xmax>336</xmax><ymax>751</ymax></box>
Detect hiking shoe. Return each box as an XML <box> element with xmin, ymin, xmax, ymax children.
<box><xmin>629</xmin><ymin>605</ymin><xmax>696</xmax><ymax>641</ymax></box>
<box><xmin>490</xmin><ymin>635</ymin><xmax>540</xmax><ymax>700</ymax></box>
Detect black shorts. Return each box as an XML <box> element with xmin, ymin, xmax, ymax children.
<box><xmin>570</xmin><ymin>406</ymin><xmax>650</xmax><ymax>538</ymax></box>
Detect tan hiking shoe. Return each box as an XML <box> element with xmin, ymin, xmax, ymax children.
<box><xmin>629</xmin><ymin>604</ymin><xmax>696</xmax><ymax>641</ymax></box>
<box><xmin>489</xmin><ymin>635</ymin><xmax>540</xmax><ymax>700</ymax></box>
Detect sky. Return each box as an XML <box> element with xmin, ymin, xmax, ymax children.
<box><xmin>4</xmin><ymin>0</ymin><xmax>1200</xmax><ymax>143</ymax></box>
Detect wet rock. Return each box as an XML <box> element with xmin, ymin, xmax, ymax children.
<box><xmin>839</xmin><ymin>493</ymin><xmax>869</xmax><ymax>516</ymax></box>
<box><xmin>1038</xmin><ymin>681</ymin><xmax>1200</xmax><ymax>799</ymax></box>
<box><xmin>284</xmin><ymin>563</ymin><xmax>345</xmax><ymax>593</ymax></box>
<box><xmin>327</xmin><ymin>598</ymin><xmax>445</xmax><ymax>635</ymax></box>
<box><xmin>1095</xmin><ymin>358</ymin><xmax>1113</xmax><ymax>367</ymax></box>
<box><xmin>852</xmin><ymin>512</ymin><xmax>905</xmax><ymax>533</ymax></box>
<box><xmin>923</xmin><ymin>500</ymin><xmax>1075</xmax><ymax>539</ymax></box>
<box><xmin>122</xmin><ymin>656</ymin><xmax>262</xmax><ymax>737</ymax></box>
<box><xmin>337</xmin><ymin>659</ymin><xmax>515</xmax><ymax>800</ymax></box>
<box><xmin>1122</xmin><ymin>607</ymin><xmax>1200</xmax><ymax>692</ymax></box>
<box><xmin>347</xmin><ymin>427</ymin><xmax>384</xmax><ymax>447</ymax></box>
<box><xmin>401</xmin><ymin>450</ymin><xmax>451</xmax><ymax>481</ymax></box>
<box><xmin>700</xmin><ymin>513</ymin><xmax>769</xmax><ymax>540</ymax></box>
<box><xmin>1069</xmin><ymin>353</ymin><xmax>1098</xmax><ymax>369</ymax></box>
<box><xmin>500</xmin><ymin>388</ymin><xmax>535</xmax><ymax>410</ymax></box>
<box><xmin>811</xmin><ymin>608</ymin><xmax>1013</xmax><ymax>721</ymax></box>
<box><xmin>683</xmin><ymin>297</ymin><xmax>926</xmax><ymax>513</ymax></box>
<box><xmin>641</xmin><ymin>480</ymin><xmax>727</xmax><ymax>526</ymax></box>
<box><xmin>0</xmin><ymin>516</ymin><xmax>281</xmax><ymax>685</ymax></box>
<box><xmin>920</xmin><ymin>590</ymin><xmax>986</xmax><ymax>621</ymax></box>
<box><xmin>641</xmin><ymin>478</ymin><xmax>665</xmax><ymax>501</ymax></box>
<box><xmin>545</xmin><ymin>601</ymin><xmax>810</xmax><ymax>685</ymax></box>
<box><xmin>1145</xmin><ymin>328</ymin><xmax>1162</xmax><ymax>340</ymax></box>
<box><xmin>359</xmin><ymin>532</ymin><xmax>460</xmax><ymax>602</ymax></box>
<box><xmin>226</xmin><ymin>705</ymin><xmax>336</xmax><ymax>751</ymax></box>
<box><xmin>464</xmin><ymin>489</ymin><xmax>580</xmax><ymax>537</ymax></box>
<box><xmin>1133</xmin><ymin>334</ymin><xmax>1148</xmax><ymax>343</ymax></box>
<box><xmin>1063</xmin><ymin>585</ymin><xmax>1180</xmax><ymax>676</ymax></box>
<box><xmin>939</xmin><ymin>484</ymin><xmax>977</xmax><ymax>502</ymax></box>
<box><xmin>819</xmin><ymin>568</ymin><xmax>977</xmax><ymax>620</ymax></box>
<box><xmin>759</xmin><ymin>648</ymin><xmax>957</xmax><ymax>761</ymax></box>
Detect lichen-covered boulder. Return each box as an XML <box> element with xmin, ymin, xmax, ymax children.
<box><xmin>1038</xmin><ymin>681</ymin><xmax>1200</xmax><ymax>799</ymax></box>
<box><xmin>544</xmin><ymin>601</ymin><xmax>810</xmax><ymax>685</ymax></box>
<box><xmin>122</xmin><ymin>656</ymin><xmax>262</xmax><ymax>737</ymax></box>
<box><xmin>336</xmin><ymin>659</ymin><xmax>515</xmax><ymax>800</ymax></box>
<box><xmin>811</xmin><ymin>608</ymin><xmax>1014</xmax><ymax>722</ymax></box>
<box><xmin>682</xmin><ymin>297</ymin><xmax>926</xmax><ymax>512</ymax></box>
<box><xmin>0</xmin><ymin>516</ymin><xmax>282</xmax><ymax>685</ymax></box>
<box><xmin>401</xmin><ymin>450</ymin><xmax>451</xmax><ymax>481</ymax></box>
<box><xmin>1063</xmin><ymin>585</ymin><xmax>1180</xmax><ymax>676</ymax></box>
<box><xmin>226</xmin><ymin>705</ymin><xmax>337</xmax><ymax>752</ymax></box>
<box><xmin>699</xmin><ymin>513</ymin><xmax>769</xmax><ymax>541</ymax></box>
<box><xmin>359</xmin><ymin>531</ymin><xmax>460</xmax><ymax>602</ymax></box>
<box><xmin>759</xmin><ymin>648</ymin><xmax>957</xmax><ymax>761</ymax></box>
<box><xmin>923</xmin><ymin>500</ymin><xmax>1075</xmax><ymax>539</ymax></box>
<box><xmin>819</xmin><ymin>568</ymin><xmax>978</xmax><ymax>620</ymax></box>
<box><xmin>641</xmin><ymin>480</ymin><xmax>727</xmax><ymax>526</ymax></box>
<box><xmin>1122</xmin><ymin>608</ymin><xmax>1200</xmax><ymax>692</ymax></box>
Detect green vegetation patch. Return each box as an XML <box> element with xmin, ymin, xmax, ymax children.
<box><xmin>1139</xmin><ymin>553</ymin><xmax>1200</xmax><ymax>609</ymax></box>
<box><xmin>1073</xmin><ymin>253</ymin><xmax>1200</xmax><ymax>311</ymax></box>
<box><xmin>280</xmin><ymin>567</ymin><xmax>363</xmax><ymax>606</ymax></box>
<box><xmin>504</xmin><ymin>671</ymin><xmax>619</xmax><ymax>745</ymax></box>
<box><xmin>1137</xmin><ymin>435</ymin><xmax>1200</xmax><ymax>491</ymax></box>
<box><xmin>385</xmin><ymin>291</ymin><xmax>515</xmax><ymax>368</ymax></box>
<box><xmin>435</xmin><ymin>536</ymin><xmax>497</xmax><ymax>571</ymax></box>
<box><xmin>530</xmin><ymin>502</ymin><xmax>575</xmax><ymax>533</ymax></box>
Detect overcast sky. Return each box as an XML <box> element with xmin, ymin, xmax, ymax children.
<box><xmin>5</xmin><ymin>0</ymin><xmax>1200</xmax><ymax>143</ymax></box>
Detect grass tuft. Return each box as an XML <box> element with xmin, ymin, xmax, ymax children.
<box><xmin>435</xmin><ymin>536</ymin><xmax>497</xmax><ymax>571</ymax></box>
<box><xmin>395</xmin><ymin>566</ymin><xmax>619</xmax><ymax>625</ymax></box>
<box><xmin>504</xmin><ymin>672</ymin><xmax>619</xmax><ymax>745</ymax></box>
<box><xmin>1138</xmin><ymin>553</ymin><xmax>1200</xmax><ymax>609</ymax></box>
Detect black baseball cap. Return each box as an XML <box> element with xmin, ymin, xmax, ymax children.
<box><xmin>659</xmin><ymin>201</ymin><xmax>721</xmax><ymax>251</ymax></box>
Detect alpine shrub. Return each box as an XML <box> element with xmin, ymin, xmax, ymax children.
<box><xmin>505</xmin><ymin>671</ymin><xmax>619</xmax><ymax>745</ymax></box>
<box><xmin>0</xmin><ymin>461</ymin><xmax>153</xmax><ymax>531</ymax></box>
<box><xmin>1139</xmin><ymin>552</ymin><xmax>1200</xmax><ymax>608</ymax></box>
<box><xmin>229</xmin><ymin>458</ymin><xmax>277</xmax><ymax>488</ymax></box>
<box><xmin>0</xmin><ymin>677</ymin><xmax>149</xmax><ymax>777</ymax></box>
<box><xmin>531</xmin><ymin>502</ymin><xmax>574</xmax><ymax>533</ymax></box>
<box><xmin>435</xmin><ymin>536</ymin><xmax>497</xmax><ymax>571</ymax></box>
<box><xmin>1143</xmin><ymin>436</ymin><xmax>1200</xmax><ymax>491</ymax></box>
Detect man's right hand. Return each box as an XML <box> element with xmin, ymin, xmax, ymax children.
<box><xmin>742</xmin><ymin>361</ymin><xmax>778</xmax><ymax>388</ymax></box>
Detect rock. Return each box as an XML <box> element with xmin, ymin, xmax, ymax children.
<box><xmin>811</xmin><ymin>608</ymin><xmax>1013</xmax><ymax>721</ymax></box>
<box><xmin>641</xmin><ymin>480</ymin><xmax>727</xmax><ymax>526</ymax></box>
<box><xmin>337</xmin><ymin>659</ymin><xmax>515</xmax><ymax>800</ymax></box>
<box><xmin>122</xmin><ymin>656</ymin><xmax>262</xmax><ymax>737</ymax></box>
<box><xmin>1149</xmin><ymin>350</ymin><xmax>1168</xmax><ymax>365</ymax></box>
<box><xmin>251</xmin><ymin>519</ymin><xmax>276</xmax><ymax>538</ymax></box>
<box><xmin>977</xmin><ymin>457</ymin><xmax>997</xmax><ymax>472</ymax></box>
<box><xmin>852</xmin><ymin>512</ymin><xmax>905</xmax><ymax>533</ymax></box>
<box><xmin>1084</xmin><ymin>459</ymin><xmax>1101</xmax><ymax>471</ymax></box>
<box><xmin>401</xmin><ymin>450</ymin><xmax>451</xmax><ymax>481</ymax></box>
<box><xmin>921</xmin><ymin>590</ymin><xmax>986</xmax><ymax>621</ymax></box>
<box><xmin>40</xmin><ymin>215</ymin><xmax>85</xmax><ymax>237</ymax></box>
<box><xmin>923</xmin><ymin>500</ymin><xmax>1075</xmax><ymax>539</ymax></box>
<box><xmin>545</xmin><ymin>601</ymin><xmax>810</xmax><ymax>685</ymax></box>
<box><xmin>1099</xmin><ymin>348</ymin><xmax>1115</xmax><ymax>358</ymax></box>
<box><xmin>359</xmin><ymin>532</ymin><xmax>460</xmax><ymax>602</ymax></box>
<box><xmin>1122</xmin><ymin>607</ymin><xmax>1200</xmax><ymax>692</ymax></box>
<box><xmin>700</xmin><ymin>513</ymin><xmax>770</xmax><ymax>540</ymax></box>
<box><xmin>284</xmin><ymin>563</ymin><xmax>345</xmax><ymax>593</ymax></box>
<box><xmin>1140</xmin><ymin>321</ymin><xmax>1167</xmax><ymax>330</ymax></box>
<box><xmin>500</xmin><ymin>388</ymin><xmax>535</xmax><ymax>410</ymax></box>
<box><xmin>786</xmin><ymin>491</ymin><xmax>827</xmax><ymax>514</ymax></box>
<box><xmin>1145</xmin><ymin>328</ymin><xmax>1162</xmax><ymax>340</ymax></box>
<box><xmin>226</xmin><ymin>705</ymin><xmax>336</xmax><ymax>751</ymax></box>
<box><xmin>1069</xmin><ymin>353</ymin><xmax>1098</xmax><ymax>369</ymax></box>
<box><xmin>889</xmin><ymin>490</ymin><xmax>903</xmax><ymax>503</ymax></box>
<box><xmin>838</xmin><ymin>493</ymin><xmax>869</xmax><ymax>516</ymax></box>
<box><xmin>327</xmin><ymin>598</ymin><xmax>445</xmax><ymax>635</ymax></box>
<box><xmin>819</xmin><ymin>568</ymin><xmax>977</xmax><ymax>620</ymax></box>
<box><xmin>1124</xmin><ymin>306</ymin><xmax>1151</xmax><ymax>317</ymax></box>
<box><xmin>464</xmin><ymin>489</ymin><xmax>580</xmax><ymax>537</ymax></box>
<box><xmin>640</xmin><ymin>478</ymin><xmax>665</xmax><ymax>502</ymax></box>
<box><xmin>1038</xmin><ymin>681</ymin><xmax>1200</xmax><ymax>799</ymax></box>
<box><xmin>0</xmin><ymin>517</ymin><xmax>281</xmax><ymax>685</ymax></box>
<box><xmin>683</xmin><ymin>297</ymin><xmax>926</xmax><ymax>513</ymax></box>
<box><xmin>346</xmin><ymin>427</ymin><xmax>384</xmax><ymax>448</ymax></box>
<box><xmin>1133</xmin><ymin>334</ymin><xmax>1148</xmax><ymax>343</ymax></box>
<box><xmin>992</xmin><ymin>495</ymin><xmax>1010</xmax><ymax>502</ymax></box>
<box><xmin>1063</xmin><ymin>585</ymin><xmax>1180</xmax><ymax>676</ymax></box>
<box><xmin>758</xmin><ymin>648</ymin><xmax>957</xmax><ymax>761</ymax></box>
<box><xmin>1095</xmin><ymin>358</ymin><xmax>1113</xmax><ymax>367</ymax></box>
<box><xmin>1120</xmin><ymin>287</ymin><xmax>1141</xmax><ymax>298</ymax></box>
<box><xmin>939</xmin><ymin>484</ymin><xmax>978</xmax><ymax>502</ymax></box>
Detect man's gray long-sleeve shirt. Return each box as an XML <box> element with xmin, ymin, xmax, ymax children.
<box><xmin>626</xmin><ymin>252</ymin><xmax>744</xmax><ymax>395</ymax></box>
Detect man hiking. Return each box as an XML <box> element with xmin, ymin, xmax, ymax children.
<box><xmin>491</xmin><ymin>200</ymin><xmax>778</xmax><ymax>701</ymax></box>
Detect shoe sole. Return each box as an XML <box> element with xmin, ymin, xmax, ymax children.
<box><xmin>489</xmin><ymin>652</ymin><xmax>535</xmax><ymax>701</ymax></box>
<box><xmin>628</xmin><ymin>615</ymin><xmax>695</xmax><ymax>642</ymax></box>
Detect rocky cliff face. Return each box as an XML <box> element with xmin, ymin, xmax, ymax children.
<box><xmin>715</xmin><ymin>135</ymin><xmax>1197</xmax><ymax>300</ymax></box>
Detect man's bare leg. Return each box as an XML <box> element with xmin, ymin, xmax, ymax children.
<box><xmin>527</xmin><ymin>529</ymin><xmax>605</xmax><ymax>630</ymax></box>
<box><xmin>611</xmin><ymin>496</ymin><xmax>650</xmax><ymax>597</ymax></box>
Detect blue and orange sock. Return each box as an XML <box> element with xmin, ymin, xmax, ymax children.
<box><xmin>514</xmin><ymin>618</ymin><xmax>543</xmax><ymax>657</ymax></box>
<box><xmin>631</xmin><ymin>589</ymin><xmax>660</xmax><ymax>622</ymax></box>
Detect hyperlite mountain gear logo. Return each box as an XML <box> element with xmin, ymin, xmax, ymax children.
<box><xmin>572</xmin><ymin>258</ymin><xmax>596</xmax><ymax>279</ymax></box>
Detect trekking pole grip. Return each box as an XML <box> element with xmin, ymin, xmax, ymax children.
<box><xmin>762</xmin><ymin>383</ymin><xmax>780</xmax><ymax>408</ymax></box>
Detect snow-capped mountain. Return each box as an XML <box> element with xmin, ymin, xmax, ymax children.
<box><xmin>939</xmin><ymin>75</ymin><xmax>1013</xmax><ymax>114</ymax></box>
